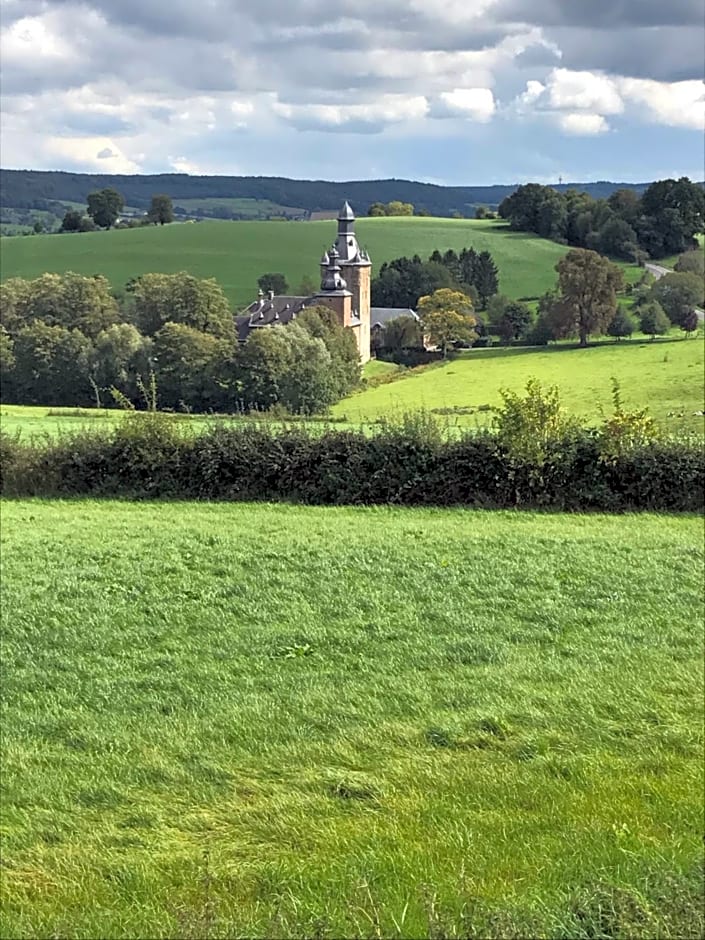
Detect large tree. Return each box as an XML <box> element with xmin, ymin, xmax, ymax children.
<box><xmin>86</xmin><ymin>187</ymin><xmax>125</xmax><ymax>229</ymax></box>
<box><xmin>131</xmin><ymin>272</ymin><xmax>234</xmax><ymax>339</ymax></box>
<box><xmin>147</xmin><ymin>194</ymin><xmax>174</xmax><ymax>225</ymax></box>
<box><xmin>0</xmin><ymin>273</ymin><xmax>119</xmax><ymax>340</ymax></box>
<box><xmin>417</xmin><ymin>288</ymin><xmax>478</xmax><ymax>357</ymax></box>
<box><xmin>554</xmin><ymin>249</ymin><xmax>624</xmax><ymax>346</ymax></box>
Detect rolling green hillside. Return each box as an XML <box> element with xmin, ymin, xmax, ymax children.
<box><xmin>334</xmin><ymin>335</ymin><xmax>705</xmax><ymax>433</ymax></box>
<box><xmin>0</xmin><ymin>218</ymin><xmax>568</xmax><ymax>307</ymax></box>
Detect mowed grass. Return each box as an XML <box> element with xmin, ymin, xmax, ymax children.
<box><xmin>1</xmin><ymin>500</ymin><xmax>703</xmax><ymax>938</ymax></box>
<box><xmin>334</xmin><ymin>335</ymin><xmax>705</xmax><ymax>432</ymax></box>
<box><xmin>0</xmin><ymin>218</ymin><xmax>568</xmax><ymax>307</ymax></box>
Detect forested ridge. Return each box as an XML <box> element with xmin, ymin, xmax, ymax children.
<box><xmin>0</xmin><ymin>169</ymin><xmax>659</xmax><ymax>216</ymax></box>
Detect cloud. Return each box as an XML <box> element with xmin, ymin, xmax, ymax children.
<box><xmin>433</xmin><ymin>88</ymin><xmax>496</xmax><ymax>121</ymax></box>
<box><xmin>0</xmin><ymin>0</ymin><xmax>702</xmax><ymax>181</ymax></box>
<box><xmin>96</xmin><ymin>147</ymin><xmax>116</xmax><ymax>158</ymax></box>
<box><xmin>617</xmin><ymin>78</ymin><xmax>705</xmax><ymax>131</ymax></box>
<box><xmin>557</xmin><ymin>113</ymin><xmax>609</xmax><ymax>135</ymax></box>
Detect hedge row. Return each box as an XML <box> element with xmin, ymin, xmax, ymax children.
<box><xmin>1</xmin><ymin>417</ymin><xmax>702</xmax><ymax>511</ymax></box>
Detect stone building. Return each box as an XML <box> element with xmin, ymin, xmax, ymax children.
<box><xmin>235</xmin><ymin>201</ymin><xmax>375</xmax><ymax>363</ymax></box>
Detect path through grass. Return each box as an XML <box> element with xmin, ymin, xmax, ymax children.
<box><xmin>1</xmin><ymin>501</ymin><xmax>703</xmax><ymax>937</ymax></box>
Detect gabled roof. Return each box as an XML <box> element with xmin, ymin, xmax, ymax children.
<box><xmin>370</xmin><ymin>307</ymin><xmax>419</xmax><ymax>328</ymax></box>
<box><xmin>234</xmin><ymin>295</ymin><xmax>310</xmax><ymax>342</ymax></box>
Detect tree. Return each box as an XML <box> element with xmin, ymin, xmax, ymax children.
<box><xmin>132</xmin><ymin>273</ymin><xmax>234</xmax><ymax>339</ymax></box>
<box><xmin>650</xmin><ymin>272</ymin><xmax>704</xmax><ymax>326</ymax></box>
<box><xmin>257</xmin><ymin>273</ymin><xmax>289</xmax><ymax>295</ymax></box>
<box><xmin>382</xmin><ymin>315</ymin><xmax>423</xmax><ymax>351</ymax></box>
<box><xmin>86</xmin><ymin>188</ymin><xmax>125</xmax><ymax>229</ymax></box>
<box><xmin>473</xmin><ymin>251</ymin><xmax>499</xmax><ymax>309</ymax></box>
<box><xmin>296</xmin><ymin>305</ymin><xmax>361</xmax><ymax>398</ymax></box>
<box><xmin>497</xmin><ymin>301</ymin><xmax>534</xmax><ymax>344</ymax></box>
<box><xmin>680</xmin><ymin>309</ymin><xmax>700</xmax><ymax>337</ymax></box>
<box><xmin>12</xmin><ymin>321</ymin><xmax>93</xmax><ymax>405</ymax></box>
<box><xmin>417</xmin><ymin>288</ymin><xmax>478</xmax><ymax>357</ymax></box>
<box><xmin>152</xmin><ymin>322</ymin><xmax>223</xmax><ymax>410</ymax></box>
<box><xmin>32</xmin><ymin>220</ymin><xmax>44</xmax><ymax>234</ymax></box>
<box><xmin>607</xmin><ymin>308</ymin><xmax>637</xmax><ymax>341</ymax></box>
<box><xmin>147</xmin><ymin>194</ymin><xmax>174</xmax><ymax>225</ymax></box>
<box><xmin>60</xmin><ymin>209</ymin><xmax>84</xmax><ymax>233</ymax></box>
<box><xmin>92</xmin><ymin>323</ymin><xmax>148</xmax><ymax>393</ymax></box>
<box><xmin>639</xmin><ymin>302</ymin><xmax>670</xmax><ymax>340</ymax></box>
<box><xmin>0</xmin><ymin>328</ymin><xmax>16</xmax><ymax>398</ymax></box>
<box><xmin>674</xmin><ymin>251</ymin><xmax>705</xmax><ymax>276</ymax></box>
<box><xmin>554</xmin><ymin>249</ymin><xmax>624</xmax><ymax>346</ymax></box>
<box><xmin>297</xmin><ymin>275</ymin><xmax>318</xmax><ymax>295</ymax></box>
<box><xmin>0</xmin><ymin>273</ymin><xmax>119</xmax><ymax>340</ymax></box>
<box><xmin>607</xmin><ymin>188</ymin><xmax>640</xmax><ymax>226</ymax></box>
<box><xmin>598</xmin><ymin>217</ymin><xmax>639</xmax><ymax>260</ymax></box>
<box><xmin>278</xmin><ymin>324</ymin><xmax>336</xmax><ymax>414</ymax></box>
<box><xmin>385</xmin><ymin>201</ymin><xmax>414</xmax><ymax>216</ymax></box>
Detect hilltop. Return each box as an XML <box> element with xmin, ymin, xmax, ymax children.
<box><xmin>0</xmin><ymin>217</ymin><xmax>569</xmax><ymax>308</ymax></box>
<box><xmin>1</xmin><ymin>168</ymin><xmax>657</xmax><ymax>222</ymax></box>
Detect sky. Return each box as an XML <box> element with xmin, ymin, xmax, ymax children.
<box><xmin>1</xmin><ymin>0</ymin><xmax>704</xmax><ymax>185</ymax></box>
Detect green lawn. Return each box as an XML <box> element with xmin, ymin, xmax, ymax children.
<box><xmin>1</xmin><ymin>501</ymin><xmax>702</xmax><ymax>938</ymax></box>
<box><xmin>0</xmin><ymin>218</ymin><xmax>569</xmax><ymax>308</ymax></box>
<box><xmin>335</xmin><ymin>335</ymin><xmax>705</xmax><ymax>433</ymax></box>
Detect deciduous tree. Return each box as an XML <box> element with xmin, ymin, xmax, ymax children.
<box><xmin>86</xmin><ymin>187</ymin><xmax>125</xmax><ymax>229</ymax></box>
<box><xmin>147</xmin><ymin>194</ymin><xmax>174</xmax><ymax>225</ymax></box>
<box><xmin>417</xmin><ymin>288</ymin><xmax>478</xmax><ymax>357</ymax></box>
<box><xmin>554</xmin><ymin>249</ymin><xmax>624</xmax><ymax>346</ymax></box>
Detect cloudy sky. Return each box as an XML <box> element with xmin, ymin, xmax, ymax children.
<box><xmin>2</xmin><ymin>0</ymin><xmax>704</xmax><ymax>184</ymax></box>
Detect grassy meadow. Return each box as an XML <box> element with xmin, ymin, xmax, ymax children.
<box><xmin>334</xmin><ymin>335</ymin><xmax>705</xmax><ymax>432</ymax></box>
<box><xmin>1</xmin><ymin>500</ymin><xmax>703</xmax><ymax>938</ymax></box>
<box><xmin>0</xmin><ymin>218</ymin><xmax>569</xmax><ymax>308</ymax></box>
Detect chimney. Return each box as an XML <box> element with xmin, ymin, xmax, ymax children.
<box><xmin>268</xmin><ymin>290</ymin><xmax>274</xmax><ymax>301</ymax></box>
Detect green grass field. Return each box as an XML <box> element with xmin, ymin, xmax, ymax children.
<box><xmin>0</xmin><ymin>218</ymin><xmax>569</xmax><ymax>308</ymax></box>
<box><xmin>334</xmin><ymin>335</ymin><xmax>705</xmax><ymax>433</ymax></box>
<box><xmin>1</xmin><ymin>501</ymin><xmax>702</xmax><ymax>938</ymax></box>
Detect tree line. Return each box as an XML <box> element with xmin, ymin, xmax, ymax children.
<box><xmin>499</xmin><ymin>177</ymin><xmax>704</xmax><ymax>260</ymax></box>
<box><xmin>60</xmin><ymin>190</ymin><xmax>175</xmax><ymax>232</ymax></box>
<box><xmin>0</xmin><ymin>272</ymin><xmax>359</xmax><ymax>414</ymax></box>
<box><xmin>372</xmin><ymin>247</ymin><xmax>499</xmax><ymax>310</ymax></box>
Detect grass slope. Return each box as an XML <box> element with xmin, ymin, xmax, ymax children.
<box><xmin>335</xmin><ymin>336</ymin><xmax>705</xmax><ymax>432</ymax></box>
<box><xmin>1</xmin><ymin>501</ymin><xmax>703</xmax><ymax>938</ymax></box>
<box><xmin>0</xmin><ymin>218</ymin><xmax>568</xmax><ymax>308</ymax></box>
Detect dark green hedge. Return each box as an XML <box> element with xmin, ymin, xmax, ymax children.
<box><xmin>1</xmin><ymin>418</ymin><xmax>703</xmax><ymax>511</ymax></box>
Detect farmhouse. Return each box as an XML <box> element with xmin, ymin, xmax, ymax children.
<box><xmin>235</xmin><ymin>201</ymin><xmax>418</xmax><ymax>363</ymax></box>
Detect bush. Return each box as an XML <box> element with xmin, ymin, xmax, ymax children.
<box><xmin>1</xmin><ymin>403</ymin><xmax>702</xmax><ymax>512</ymax></box>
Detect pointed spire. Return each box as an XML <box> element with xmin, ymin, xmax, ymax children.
<box><xmin>338</xmin><ymin>200</ymin><xmax>355</xmax><ymax>221</ymax></box>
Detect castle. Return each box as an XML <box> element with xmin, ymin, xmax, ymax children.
<box><xmin>235</xmin><ymin>202</ymin><xmax>414</xmax><ymax>364</ymax></box>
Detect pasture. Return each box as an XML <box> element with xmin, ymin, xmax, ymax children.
<box><xmin>1</xmin><ymin>500</ymin><xmax>703</xmax><ymax>938</ymax></box>
<box><xmin>334</xmin><ymin>334</ymin><xmax>705</xmax><ymax>432</ymax></box>
<box><xmin>0</xmin><ymin>218</ymin><xmax>569</xmax><ymax>308</ymax></box>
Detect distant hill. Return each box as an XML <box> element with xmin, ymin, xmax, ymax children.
<box><xmin>0</xmin><ymin>169</ymin><xmax>658</xmax><ymax>219</ymax></box>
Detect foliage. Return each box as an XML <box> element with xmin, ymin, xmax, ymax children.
<box><xmin>500</xmin><ymin>177</ymin><xmax>704</xmax><ymax>259</ymax></box>
<box><xmin>379</xmin><ymin>314</ymin><xmax>423</xmax><ymax>351</ymax></box>
<box><xmin>257</xmin><ymin>272</ymin><xmax>289</xmax><ymax>295</ymax></box>
<box><xmin>59</xmin><ymin>209</ymin><xmax>95</xmax><ymax>233</ymax></box>
<box><xmin>639</xmin><ymin>301</ymin><xmax>671</xmax><ymax>340</ymax></box>
<box><xmin>1</xmin><ymin>407</ymin><xmax>702</xmax><ymax>509</ymax></box>
<box><xmin>674</xmin><ymin>249</ymin><xmax>705</xmax><ymax>275</ymax></box>
<box><xmin>131</xmin><ymin>271</ymin><xmax>234</xmax><ymax>339</ymax></box>
<box><xmin>554</xmin><ymin>249</ymin><xmax>624</xmax><ymax>346</ymax></box>
<box><xmin>606</xmin><ymin>308</ymin><xmax>637</xmax><ymax>341</ymax></box>
<box><xmin>496</xmin><ymin>300</ymin><xmax>534</xmax><ymax>343</ymax></box>
<box><xmin>600</xmin><ymin>378</ymin><xmax>660</xmax><ymax>461</ymax></box>
<box><xmin>417</xmin><ymin>288</ymin><xmax>478</xmax><ymax>357</ymax></box>
<box><xmin>650</xmin><ymin>272</ymin><xmax>704</xmax><ymax>326</ymax></box>
<box><xmin>367</xmin><ymin>200</ymin><xmax>414</xmax><ymax>216</ymax></box>
<box><xmin>147</xmin><ymin>193</ymin><xmax>174</xmax><ymax>225</ymax></box>
<box><xmin>493</xmin><ymin>378</ymin><xmax>578</xmax><ymax>464</ymax></box>
<box><xmin>86</xmin><ymin>187</ymin><xmax>125</xmax><ymax>229</ymax></box>
<box><xmin>0</xmin><ymin>272</ymin><xmax>119</xmax><ymax>340</ymax></box>
<box><xmin>680</xmin><ymin>309</ymin><xmax>700</xmax><ymax>336</ymax></box>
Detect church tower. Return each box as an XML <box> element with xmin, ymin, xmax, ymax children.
<box><xmin>319</xmin><ymin>201</ymin><xmax>371</xmax><ymax>363</ymax></box>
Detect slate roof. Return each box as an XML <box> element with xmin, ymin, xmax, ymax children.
<box><xmin>370</xmin><ymin>307</ymin><xmax>419</xmax><ymax>328</ymax></box>
<box><xmin>234</xmin><ymin>294</ymin><xmax>310</xmax><ymax>342</ymax></box>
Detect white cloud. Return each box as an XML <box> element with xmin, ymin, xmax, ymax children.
<box><xmin>48</xmin><ymin>136</ymin><xmax>141</xmax><ymax>173</ymax></box>
<box><xmin>545</xmin><ymin>68</ymin><xmax>624</xmax><ymax>114</ymax></box>
<box><xmin>271</xmin><ymin>95</ymin><xmax>429</xmax><ymax>131</ymax></box>
<box><xmin>435</xmin><ymin>88</ymin><xmax>496</xmax><ymax>121</ymax></box>
<box><xmin>557</xmin><ymin>112</ymin><xmax>610</xmax><ymax>135</ymax></box>
<box><xmin>617</xmin><ymin>78</ymin><xmax>705</xmax><ymax>130</ymax></box>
